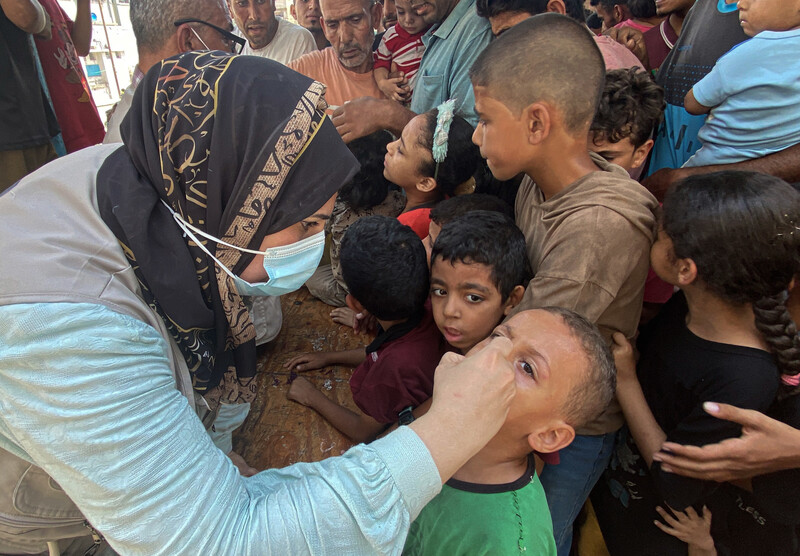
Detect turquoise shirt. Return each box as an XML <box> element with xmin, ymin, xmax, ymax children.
<box><xmin>409</xmin><ymin>0</ymin><xmax>492</xmax><ymax>125</ymax></box>
<box><xmin>0</xmin><ymin>302</ymin><xmax>441</xmax><ymax>555</ymax></box>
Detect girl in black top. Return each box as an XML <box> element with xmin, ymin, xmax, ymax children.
<box><xmin>594</xmin><ymin>171</ymin><xmax>800</xmax><ymax>555</ymax></box>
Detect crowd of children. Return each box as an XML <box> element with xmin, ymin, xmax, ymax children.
<box><xmin>284</xmin><ymin>2</ymin><xmax>800</xmax><ymax>554</ymax></box>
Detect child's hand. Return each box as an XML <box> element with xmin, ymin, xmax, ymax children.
<box><xmin>331</xmin><ymin>307</ymin><xmax>358</xmax><ymax>328</ymax></box>
<box><xmin>654</xmin><ymin>505</ymin><xmax>716</xmax><ymax>555</ymax></box>
<box><xmin>377</xmin><ymin>75</ymin><xmax>411</xmax><ymax>103</ymax></box>
<box><xmin>287</xmin><ymin>376</ymin><xmax>320</xmax><ymax>407</ymax></box>
<box><xmin>284</xmin><ymin>352</ymin><xmax>332</xmax><ymax>372</ymax></box>
<box><xmin>611</xmin><ymin>332</ymin><xmax>637</xmax><ymax>383</ymax></box>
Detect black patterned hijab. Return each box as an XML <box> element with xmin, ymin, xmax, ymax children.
<box><xmin>97</xmin><ymin>52</ymin><xmax>358</xmax><ymax>408</ymax></box>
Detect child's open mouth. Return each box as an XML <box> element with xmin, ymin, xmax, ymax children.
<box><xmin>443</xmin><ymin>327</ymin><xmax>463</xmax><ymax>343</ymax></box>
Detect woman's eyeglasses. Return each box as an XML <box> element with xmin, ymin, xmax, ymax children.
<box><xmin>173</xmin><ymin>18</ymin><xmax>247</xmax><ymax>54</ymax></box>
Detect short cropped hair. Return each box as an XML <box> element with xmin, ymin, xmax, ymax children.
<box><xmin>429</xmin><ymin>194</ymin><xmax>513</xmax><ymax>227</ymax></box>
<box><xmin>628</xmin><ymin>0</ymin><xmax>657</xmax><ymax>18</ymax></box>
<box><xmin>470</xmin><ymin>14</ymin><xmax>605</xmax><ymax>134</ymax></box>
<box><xmin>341</xmin><ymin>215</ymin><xmax>428</xmax><ymax>320</ymax></box>
<box><xmin>476</xmin><ymin>0</ymin><xmax>548</xmax><ymax>18</ymax></box>
<box><xmin>131</xmin><ymin>0</ymin><xmax>223</xmax><ymax>53</ymax></box>
<box><xmin>475</xmin><ymin>0</ymin><xmax>583</xmax><ymax>22</ymax></box>
<box><xmin>590</xmin><ymin>0</ymin><xmax>626</xmax><ymax>10</ymax></box>
<box><xmin>431</xmin><ymin>211</ymin><xmax>531</xmax><ymax>300</ymax></box>
<box><xmin>540</xmin><ymin>306</ymin><xmax>616</xmax><ymax>428</ymax></box>
<box><xmin>590</xmin><ymin>68</ymin><xmax>665</xmax><ymax>148</ymax></box>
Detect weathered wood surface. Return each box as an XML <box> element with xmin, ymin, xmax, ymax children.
<box><xmin>232</xmin><ymin>288</ymin><xmax>371</xmax><ymax>470</ymax></box>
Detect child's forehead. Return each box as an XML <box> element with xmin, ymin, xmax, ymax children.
<box><xmin>431</xmin><ymin>257</ymin><xmax>497</xmax><ymax>284</ymax></box>
<box><xmin>506</xmin><ymin>311</ymin><xmax>583</xmax><ymax>361</ymax></box>
<box><xmin>394</xmin><ymin>0</ymin><xmax>414</xmax><ymax>9</ymax></box>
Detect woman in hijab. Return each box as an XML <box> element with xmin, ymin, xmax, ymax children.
<box><xmin>0</xmin><ymin>52</ymin><xmax>516</xmax><ymax>555</ymax></box>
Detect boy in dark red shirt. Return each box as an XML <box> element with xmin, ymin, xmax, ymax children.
<box><xmin>286</xmin><ymin>215</ymin><xmax>446</xmax><ymax>442</ymax></box>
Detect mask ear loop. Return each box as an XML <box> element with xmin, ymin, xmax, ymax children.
<box><xmin>161</xmin><ymin>200</ymin><xmax>260</xmax><ymax>285</ymax></box>
<box><xmin>189</xmin><ymin>27</ymin><xmax>211</xmax><ymax>51</ymax></box>
<box><xmin>162</xmin><ymin>200</ymin><xmax>267</xmax><ymax>255</ymax></box>
<box><xmin>432</xmin><ymin>98</ymin><xmax>456</xmax><ymax>182</ymax></box>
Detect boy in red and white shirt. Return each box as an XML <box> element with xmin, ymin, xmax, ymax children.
<box><xmin>373</xmin><ymin>0</ymin><xmax>431</xmax><ymax>104</ymax></box>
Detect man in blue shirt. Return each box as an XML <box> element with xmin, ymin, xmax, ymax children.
<box><xmin>332</xmin><ymin>0</ymin><xmax>492</xmax><ymax>141</ymax></box>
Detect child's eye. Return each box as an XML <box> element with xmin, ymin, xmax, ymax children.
<box><xmin>431</xmin><ymin>287</ymin><xmax>446</xmax><ymax>297</ymax></box>
<box><xmin>520</xmin><ymin>360</ymin><xmax>535</xmax><ymax>378</ymax></box>
<box><xmin>466</xmin><ymin>294</ymin><xmax>483</xmax><ymax>303</ymax></box>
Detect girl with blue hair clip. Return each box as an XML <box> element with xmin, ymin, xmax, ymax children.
<box><xmin>383</xmin><ymin>98</ymin><xmax>482</xmax><ymax>239</ymax></box>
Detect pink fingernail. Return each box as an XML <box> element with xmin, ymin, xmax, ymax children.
<box><xmin>704</xmin><ymin>402</ymin><xmax>720</xmax><ymax>413</ymax></box>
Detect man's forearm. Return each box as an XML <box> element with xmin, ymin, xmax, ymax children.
<box><xmin>71</xmin><ymin>0</ymin><xmax>92</xmax><ymax>56</ymax></box>
<box><xmin>685</xmin><ymin>142</ymin><xmax>800</xmax><ymax>183</ymax></box>
<box><xmin>333</xmin><ymin>96</ymin><xmax>415</xmax><ymax>142</ymax></box>
<box><xmin>375</xmin><ymin>98</ymin><xmax>414</xmax><ymax>136</ymax></box>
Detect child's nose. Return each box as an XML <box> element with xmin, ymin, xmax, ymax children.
<box><xmin>443</xmin><ymin>297</ymin><xmax>459</xmax><ymax>318</ymax></box>
<box><xmin>471</xmin><ymin>125</ymin><xmax>481</xmax><ymax>147</ymax></box>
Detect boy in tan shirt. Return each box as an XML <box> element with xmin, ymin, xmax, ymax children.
<box><xmin>469</xmin><ymin>14</ymin><xmax>658</xmax><ymax>556</ymax></box>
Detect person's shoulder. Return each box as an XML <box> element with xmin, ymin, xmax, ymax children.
<box><xmin>287</xmin><ymin>48</ymin><xmax>329</xmax><ymax>71</ymax></box>
<box><xmin>382</xmin><ymin>24</ymin><xmax>402</xmax><ymax>41</ymax></box>
<box><xmin>386</xmin><ymin>317</ymin><xmax>443</xmax><ymax>355</ymax></box>
<box><xmin>593</xmin><ymin>34</ymin><xmax>643</xmax><ymax>70</ymax></box>
<box><xmin>278</xmin><ymin>17</ymin><xmax>315</xmax><ymax>40</ymax></box>
<box><xmin>548</xmin><ymin>174</ymin><xmax>657</xmax><ymax>239</ymax></box>
<box><xmin>456</xmin><ymin>3</ymin><xmax>491</xmax><ymax>39</ymax></box>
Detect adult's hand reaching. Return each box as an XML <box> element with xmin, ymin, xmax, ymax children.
<box><xmin>605</xmin><ymin>26</ymin><xmax>648</xmax><ymax>68</ymax></box>
<box><xmin>410</xmin><ymin>336</ymin><xmax>516</xmax><ymax>482</ymax></box>
<box><xmin>332</xmin><ymin>97</ymin><xmax>414</xmax><ymax>143</ymax></box>
<box><xmin>653</xmin><ymin>402</ymin><xmax>800</xmax><ymax>482</ymax></box>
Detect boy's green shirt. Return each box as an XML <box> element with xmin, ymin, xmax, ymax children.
<box><xmin>403</xmin><ymin>457</ymin><xmax>556</xmax><ymax>555</ymax></box>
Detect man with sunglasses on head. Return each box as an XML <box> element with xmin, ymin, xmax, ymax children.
<box><xmin>104</xmin><ymin>0</ymin><xmax>240</xmax><ymax>144</ymax></box>
<box><xmin>228</xmin><ymin>0</ymin><xmax>315</xmax><ymax>64</ymax></box>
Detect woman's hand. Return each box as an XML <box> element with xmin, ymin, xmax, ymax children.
<box><xmin>410</xmin><ymin>336</ymin><xmax>516</xmax><ymax>482</ymax></box>
<box><xmin>611</xmin><ymin>332</ymin><xmax>637</xmax><ymax>384</ymax></box>
<box><xmin>654</xmin><ymin>402</ymin><xmax>800</xmax><ymax>481</ymax></box>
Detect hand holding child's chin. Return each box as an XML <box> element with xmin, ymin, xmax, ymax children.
<box><xmin>428</xmin><ymin>337</ymin><xmax>516</xmax><ymax>445</ymax></box>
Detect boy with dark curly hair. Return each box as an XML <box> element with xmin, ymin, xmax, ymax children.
<box><xmin>589</xmin><ymin>68</ymin><xmax>665</xmax><ymax>179</ymax></box>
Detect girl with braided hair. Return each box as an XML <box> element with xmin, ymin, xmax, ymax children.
<box><xmin>594</xmin><ymin>171</ymin><xmax>800</xmax><ymax>556</ymax></box>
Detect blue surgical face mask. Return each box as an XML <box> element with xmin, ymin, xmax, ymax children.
<box><xmin>165</xmin><ymin>201</ymin><xmax>325</xmax><ymax>297</ymax></box>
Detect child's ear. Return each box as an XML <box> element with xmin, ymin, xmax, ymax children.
<box><xmin>545</xmin><ymin>0</ymin><xmax>566</xmax><ymax>15</ymax></box>
<box><xmin>345</xmin><ymin>294</ymin><xmax>366</xmax><ymax>314</ymax></box>
<box><xmin>676</xmin><ymin>257</ymin><xmax>698</xmax><ymax>287</ymax></box>
<box><xmin>503</xmin><ymin>285</ymin><xmax>526</xmax><ymax>315</ymax></box>
<box><xmin>527</xmin><ymin>423</ymin><xmax>575</xmax><ymax>454</ymax></box>
<box><xmin>631</xmin><ymin>139</ymin><xmax>654</xmax><ymax>170</ymax></box>
<box><xmin>522</xmin><ymin>102</ymin><xmax>551</xmax><ymax>146</ymax></box>
<box><xmin>416</xmin><ymin>176</ymin><xmax>438</xmax><ymax>193</ymax></box>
